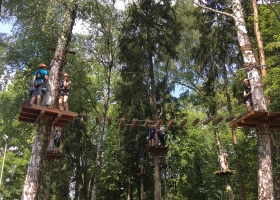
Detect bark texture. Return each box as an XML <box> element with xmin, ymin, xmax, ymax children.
<box><xmin>21</xmin><ymin>122</ymin><xmax>51</xmax><ymax>199</ymax></box>
<box><xmin>252</xmin><ymin>0</ymin><xmax>266</xmax><ymax>78</ymax></box>
<box><xmin>91</xmin><ymin>64</ymin><xmax>112</xmax><ymax>200</ymax></box>
<box><xmin>231</xmin><ymin>1</ymin><xmax>272</xmax><ymax>199</ymax></box>
<box><xmin>45</xmin><ymin>4</ymin><xmax>77</xmax><ymax>107</ymax></box>
<box><xmin>21</xmin><ymin>3</ymin><xmax>77</xmax><ymax>200</ymax></box>
<box><xmin>257</xmin><ymin>125</ymin><xmax>274</xmax><ymax>200</ymax></box>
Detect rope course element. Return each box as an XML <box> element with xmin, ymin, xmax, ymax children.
<box><xmin>90</xmin><ymin>114</ymin><xmax>239</xmax><ymax>128</ymax></box>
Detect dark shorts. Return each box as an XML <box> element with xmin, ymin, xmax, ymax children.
<box><xmin>32</xmin><ymin>85</ymin><xmax>43</xmax><ymax>97</ymax></box>
<box><xmin>54</xmin><ymin>139</ymin><xmax>60</xmax><ymax>147</ymax></box>
<box><xmin>60</xmin><ymin>90</ymin><xmax>70</xmax><ymax>96</ymax></box>
<box><xmin>150</xmin><ymin>133</ymin><xmax>155</xmax><ymax>140</ymax></box>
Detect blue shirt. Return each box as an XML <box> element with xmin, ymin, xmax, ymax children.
<box><xmin>34</xmin><ymin>69</ymin><xmax>48</xmax><ymax>81</ymax></box>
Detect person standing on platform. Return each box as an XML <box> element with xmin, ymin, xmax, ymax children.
<box><xmin>58</xmin><ymin>73</ymin><xmax>71</xmax><ymax>111</ymax></box>
<box><xmin>149</xmin><ymin>125</ymin><xmax>156</xmax><ymax>146</ymax></box>
<box><xmin>30</xmin><ymin>63</ymin><xmax>49</xmax><ymax>105</ymax></box>
<box><xmin>53</xmin><ymin>128</ymin><xmax>62</xmax><ymax>153</ymax></box>
<box><xmin>158</xmin><ymin>125</ymin><xmax>165</xmax><ymax>146</ymax></box>
<box><xmin>244</xmin><ymin>78</ymin><xmax>253</xmax><ymax>111</ymax></box>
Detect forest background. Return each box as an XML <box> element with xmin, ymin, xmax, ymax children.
<box><xmin>1</xmin><ymin>0</ymin><xmax>280</xmax><ymax>199</ymax></box>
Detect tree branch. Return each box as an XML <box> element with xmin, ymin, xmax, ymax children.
<box><xmin>191</xmin><ymin>0</ymin><xmax>234</xmax><ymax>19</ymax></box>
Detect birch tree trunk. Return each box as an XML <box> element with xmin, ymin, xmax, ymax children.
<box><xmin>21</xmin><ymin>122</ymin><xmax>51</xmax><ymax>199</ymax></box>
<box><xmin>45</xmin><ymin>3</ymin><xmax>77</xmax><ymax>107</ymax></box>
<box><xmin>42</xmin><ymin>160</ymin><xmax>53</xmax><ymax>200</ymax></box>
<box><xmin>192</xmin><ymin>1</ymin><xmax>273</xmax><ymax>198</ymax></box>
<box><xmin>222</xmin><ymin>62</ymin><xmax>247</xmax><ymax>200</ymax></box>
<box><xmin>21</xmin><ymin>3</ymin><xmax>77</xmax><ymax>200</ymax></box>
<box><xmin>91</xmin><ymin>63</ymin><xmax>112</xmax><ymax>200</ymax></box>
<box><xmin>231</xmin><ymin>1</ymin><xmax>272</xmax><ymax>199</ymax></box>
<box><xmin>215</xmin><ymin>128</ymin><xmax>234</xmax><ymax>199</ymax></box>
<box><xmin>252</xmin><ymin>0</ymin><xmax>266</xmax><ymax>78</ymax></box>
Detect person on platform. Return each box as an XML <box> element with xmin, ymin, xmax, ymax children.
<box><xmin>58</xmin><ymin>73</ymin><xmax>72</xmax><ymax>111</ymax></box>
<box><xmin>244</xmin><ymin>78</ymin><xmax>253</xmax><ymax>111</ymax></box>
<box><xmin>53</xmin><ymin>128</ymin><xmax>62</xmax><ymax>153</ymax></box>
<box><xmin>30</xmin><ymin>63</ymin><xmax>49</xmax><ymax>105</ymax></box>
<box><xmin>149</xmin><ymin>125</ymin><xmax>156</xmax><ymax>146</ymax></box>
<box><xmin>158</xmin><ymin>125</ymin><xmax>165</xmax><ymax>146</ymax></box>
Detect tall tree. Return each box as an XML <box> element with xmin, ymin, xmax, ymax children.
<box><xmin>119</xmin><ymin>0</ymin><xmax>181</xmax><ymax>199</ymax></box>
<box><xmin>192</xmin><ymin>0</ymin><xmax>272</xmax><ymax>199</ymax></box>
<box><xmin>21</xmin><ymin>1</ymin><xmax>77</xmax><ymax>199</ymax></box>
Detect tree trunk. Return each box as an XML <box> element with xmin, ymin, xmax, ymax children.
<box><xmin>45</xmin><ymin>4</ymin><xmax>77</xmax><ymax>107</ymax></box>
<box><xmin>91</xmin><ymin>64</ymin><xmax>112</xmax><ymax>200</ymax></box>
<box><xmin>21</xmin><ymin>123</ymin><xmax>51</xmax><ymax>199</ymax></box>
<box><xmin>222</xmin><ymin>62</ymin><xmax>246</xmax><ymax>200</ymax></box>
<box><xmin>163</xmin><ymin>165</ymin><xmax>168</xmax><ymax>200</ymax></box>
<box><xmin>225</xmin><ymin>176</ymin><xmax>234</xmax><ymax>200</ymax></box>
<box><xmin>215</xmin><ymin>128</ymin><xmax>234</xmax><ymax>198</ymax></box>
<box><xmin>42</xmin><ymin>160</ymin><xmax>53</xmax><ymax>200</ymax></box>
<box><xmin>257</xmin><ymin>125</ymin><xmax>274</xmax><ymax>200</ymax></box>
<box><xmin>252</xmin><ymin>0</ymin><xmax>266</xmax><ymax>78</ymax></box>
<box><xmin>232</xmin><ymin>1</ymin><xmax>272</xmax><ymax>199</ymax></box>
<box><xmin>21</xmin><ymin>4</ymin><xmax>77</xmax><ymax>200</ymax></box>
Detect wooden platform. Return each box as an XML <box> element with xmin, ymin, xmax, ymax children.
<box><xmin>146</xmin><ymin>146</ymin><xmax>168</xmax><ymax>154</ymax></box>
<box><xmin>46</xmin><ymin>152</ymin><xmax>65</xmax><ymax>160</ymax></box>
<box><xmin>18</xmin><ymin>104</ymin><xmax>78</xmax><ymax>128</ymax></box>
<box><xmin>229</xmin><ymin>111</ymin><xmax>280</xmax><ymax>129</ymax></box>
<box><xmin>214</xmin><ymin>170</ymin><xmax>236</xmax><ymax>176</ymax></box>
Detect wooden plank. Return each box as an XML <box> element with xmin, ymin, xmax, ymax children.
<box><xmin>96</xmin><ymin>116</ymin><xmax>100</xmax><ymax>124</ymax></box>
<box><xmin>20</xmin><ymin>108</ymin><xmax>39</xmax><ymax>115</ymax></box>
<box><xmin>119</xmin><ymin>118</ymin><xmax>125</xmax><ymax>126</ymax></box>
<box><xmin>167</xmin><ymin>119</ymin><xmax>175</xmax><ymax>128</ymax></box>
<box><xmin>131</xmin><ymin>118</ymin><xmax>138</xmax><ymax>127</ymax></box>
<box><xmin>180</xmin><ymin>119</ymin><xmax>187</xmax><ymax>127</ymax></box>
<box><xmin>18</xmin><ymin>113</ymin><xmax>37</xmax><ymax>120</ymax></box>
<box><xmin>52</xmin><ymin>114</ymin><xmax>62</xmax><ymax>126</ymax></box>
<box><xmin>242</xmin><ymin>119</ymin><xmax>280</xmax><ymax>125</ymax></box>
<box><xmin>34</xmin><ymin>110</ymin><xmax>45</xmax><ymax>125</ymax></box>
<box><xmin>18</xmin><ymin>117</ymin><xmax>34</xmax><ymax>123</ymax></box>
<box><xmin>192</xmin><ymin>118</ymin><xmax>200</xmax><ymax>126</ymax></box>
<box><xmin>22</xmin><ymin>104</ymin><xmax>78</xmax><ymax>118</ymax></box>
<box><xmin>155</xmin><ymin>119</ymin><xmax>163</xmax><ymax>128</ymax></box>
<box><xmin>82</xmin><ymin>113</ymin><xmax>87</xmax><ymax>122</ymax></box>
<box><xmin>143</xmin><ymin>119</ymin><xmax>150</xmax><ymax>127</ymax></box>
<box><xmin>213</xmin><ymin>116</ymin><xmax>224</xmax><ymax>126</ymax></box>
<box><xmin>52</xmin><ymin>121</ymin><xmax>68</xmax><ymax>128</ymax></box>
<box><xmin>203</xmin><ymin>118</ymin><xmax>212</xmax><ymax>125</ymax></box>
<box><xmin>108</xmin><ymin>117</ymin><xmax>112</xmax><ymax>126</ymax></box>
<box><xmin>226</xmin><ymin>116</ymin><xmax>236</xmax><ymax>122</ymax></box>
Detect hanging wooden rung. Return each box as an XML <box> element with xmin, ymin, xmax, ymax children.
<box><xmin>213</xmin><ymin>116</ymin><xmax>224</xmax><ymax>125</ymax></box>
<box><xmin>167</xmin><ymin>119</ymin><xmax>175</xmax><ymax>128</ymax></box>
<box><xmin>225</xmin><ymin>116</ymin><xmax>235</xmax><ymax>122</ymax></box>
<box><xmin>156</xmin><ymin>119</ymin><xmax>163</xmax><ymax>128</ymax></box>
<box><xmin>96</xmin><ymin>116</ymin><xmax>100</xmax><ymax>124</ymax></box>
<box><xmin>108</xmin><ymin>117</ymin><xmax>112</xmax><ymax>125</ymax></box>
<box><xmin>131</xmin><ymin>118</ymin><xmax>138</xmax><ymax>127</ymax></box>
<box><xmin>203</xmin><ymin>117</ymin><xmax>212</xmax><ymax>125</ymax></box>
<box><xmin>143</xmin><ymin>119</ymin><xmax>150</xmax><ymax>127</ymax></box>
<box><xmin>82</xmin><ymin>113</ymin><xmax>87</xmax><ymax>122</ymax></box>
<box><xmin>180</xmin><ymin>119</ymin><xmax>187</xmax><ymax>127</ymax></box>
<box><xmin>192</xmin><ymin>118</ymin><xmax>200</xmax><ymax>126</ymax></box>
<box><xmin>119</xmin><ymin>118</ymin><xmax>125</xmax><ymax>126</ymax></box>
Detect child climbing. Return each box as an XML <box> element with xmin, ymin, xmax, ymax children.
<box><xmin>53</xmin><ymin>128</ymin><xmax>62</xmax><ymax>153</ymax></box>
<box><xmin>244</xmin><ymin>78</ymin><xmax>253</xmax><ymax>111</ymax></box>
